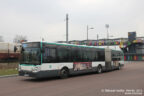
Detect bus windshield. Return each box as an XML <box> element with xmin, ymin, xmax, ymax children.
<box><xmin>20</xmin><ymin>43</ymin><xmax>41</xmax><ymax>65</ymax></box>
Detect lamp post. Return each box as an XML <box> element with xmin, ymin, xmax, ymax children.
<box><xmin>105</xmin><ymin>24</ymin><xmax>109</xmax><ymax>47</ymax></box>
<box><xmin>66</xmin><ymin>14</ymin><xmax>69</xmax><ymax>43</ymax></box>
<box><xmin>87</xmin><ymin>25</ymin><xmax>94</xmax><ymax>44</ymax></box>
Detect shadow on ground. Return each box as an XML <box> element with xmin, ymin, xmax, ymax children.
<box><xmin>21</xmin><ymin>69</ymin><xmax>120</xmax><ymax>82</ymax></box>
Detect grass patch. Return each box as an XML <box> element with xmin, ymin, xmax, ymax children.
<box><xmin>0</xmin><ymin>69</ymin><xmax>18</xmax><ymax>76</ymax></box>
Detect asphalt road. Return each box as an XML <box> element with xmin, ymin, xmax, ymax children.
<box><xmin>0</xmin><ymin>62</ymin><xmax>144</xmax><ymax>96</ymax></box>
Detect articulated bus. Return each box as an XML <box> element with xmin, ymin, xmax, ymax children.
<box><xmin>19</xmin><ymin>42</ymin><xmax>124</xmax><ymax>78</ymax></box>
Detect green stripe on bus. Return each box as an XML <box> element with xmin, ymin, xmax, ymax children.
<box><xmin>20</xmin><ymin>64</ymin><xmax>40</xmax><ymax>66</ymax></box>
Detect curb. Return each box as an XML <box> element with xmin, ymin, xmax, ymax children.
<box><xmin>0</xmin><ymin>74</ymin><xmax>18</xmax><ymax>78</ymax></box>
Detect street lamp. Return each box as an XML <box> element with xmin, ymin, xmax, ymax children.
<box><xmin>87</xmin><ymin>25</ymin><xmax>94</xmax><ymax>43</ymax></box>
<box><xmin>97</xmin><ymin>34</ymin><xmax>99</xmax><ymax>40</ymax></box>
<box><xmin>66</xmin><ymin>14</ymin><xmax>69</xmax><ymax>43</ymax></box>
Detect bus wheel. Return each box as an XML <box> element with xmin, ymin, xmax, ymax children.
<box><xmin>118</xmin><ymin>64</ymin><xmax>121</xmax><ymax>70</ymax></box>
<box><xmin>97</xmin><ymin>65</ymin><xmax>102</xmax><ymax>74</ymax></box>
<box><xmin>60</xmin><ymin>68</ymin><xmax>69</xmax><ymax>79</ymax></box>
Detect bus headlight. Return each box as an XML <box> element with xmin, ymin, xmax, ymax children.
<box><xmin>19</xmin><ymin>66</ymin><xmax>21</xmax><ymax>71</ymax></box>
<box><xmin>32</xmin><ymin>66</ymin><xmax>40</xmax><ymax>72</ymax></box>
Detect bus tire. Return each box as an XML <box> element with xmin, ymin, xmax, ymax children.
<box><xmin>97</xmin><ymin>65</ymin><xmax>102</xmax><ymax>74</ymax></box>
<box><xmin>60</xmin><ymin>68</ymin><xmax>69</xmax><ymax>79</ymax></box>
<box><xmin>118</xmin><ymin>64</ymin><xmax>121</xmax><ymax>70</ymax></box>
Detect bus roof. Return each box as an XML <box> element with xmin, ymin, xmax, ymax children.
<box><xmin>42</xmin><ymin>42</ymin><xmax>104</xmax><ymax>49</ymax></box>
<box><xmin>23</xmin><ymin>41</ymin><xmax>122</xmax><ymax>52</ymax></box>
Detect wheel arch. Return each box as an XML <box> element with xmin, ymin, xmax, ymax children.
<box><xmin>61</xmin><ymin>66</ymin><xmax>69</xmax><ymax>72</ymax></box>
<box><xmin>98</xmin><ymin>64</ymin><xmax>102</xmax><ymax>68</ymax></box>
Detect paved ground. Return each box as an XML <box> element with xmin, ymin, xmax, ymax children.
<box><xmin>0</xmin><ymin>62</ymin><xmax>143</xmax><ymax>96</ymax></box>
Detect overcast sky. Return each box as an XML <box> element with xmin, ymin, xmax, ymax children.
<box><xmin>0</xmin><ymin>0</ymin><xmax>144</xmax><ymax>42</ymax></box>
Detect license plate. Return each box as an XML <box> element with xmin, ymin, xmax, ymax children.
<box><xmin>24</xmin><ymin>74</ymin><xmax>29</xmax><ymax>77</ymax></box>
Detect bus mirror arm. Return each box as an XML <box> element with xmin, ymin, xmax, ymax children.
<box><xmin>14</xmin><ymin>46</ymin><xmax>17</xmax><ymax>52</ymax></box>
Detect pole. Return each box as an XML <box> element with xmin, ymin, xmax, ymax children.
<box><xmin>105</xmin><ymin>24</ymin><xmax>109</xmax><ymax>47</ymax></box>
<box><xmin>97</xmin><ymin>34</ymin><xmax>99</xmax><ymax>40</ymax></box>
<box><xmin>87</xmin><ymin>25</ymin><xmax>89</xmax><ymax>45</ymax></box>
<box><xmin>66</xmin><ymin>14</ymin><xmax>69</xmax><ymax>43</ymax></box>
<box><xmin>107</xmin><ymin>28</ymin><xmax>109</xmax><ymax>47</ymax></box>
<box><xmin>107</xmin><ymin>28</ymin><xmax>109</xmax><ymax>42</ymax></box>
<box><xmin>87</xmin><ymin>25</ymin><xmax>88</xmax><ymax>41</ymax></box>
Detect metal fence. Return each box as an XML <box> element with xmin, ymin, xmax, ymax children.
<box><xmin>124</xmin><ymin>54</ymin><xmax>144</xmax><ymax>61</ymax></box>
<box><xmin>0</xmin><ymin>62</ymin><xmax>19</xmax><ymax>69</ymax></box>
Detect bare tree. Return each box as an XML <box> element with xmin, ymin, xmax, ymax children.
<box><xmin>0</xmin><ymin>36</ymin><xmax>4</xmax><ymax>42</ymax></box>
<box><xmin>13</xmin><ymin>35</ymin><xmax>27</xmax><ymax>43</ymax></box>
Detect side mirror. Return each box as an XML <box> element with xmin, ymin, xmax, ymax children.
<box><xmin>21</xmin><ymin>46</ymin><xmax>25</xmax><ymax>53</ymax></box>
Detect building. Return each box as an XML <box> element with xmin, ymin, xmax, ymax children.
<box><xmin>57</xmin><ymin>32</ymin><xmax>144</xmax><ymax>61</ymax></box>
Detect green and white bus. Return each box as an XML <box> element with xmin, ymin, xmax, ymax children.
<box><xmin>19</xmin><ymin>42</ymin><xmax>124</xmax><ymax>78</ymax></box>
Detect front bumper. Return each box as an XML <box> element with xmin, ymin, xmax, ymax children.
<box><xmin>19</xmin><ymin>70</ymin><xmax>60</xmax><ymax>78</ymax></box>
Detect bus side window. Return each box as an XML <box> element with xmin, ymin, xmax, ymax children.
<box><xmin>43</xmin><ymin>48</ymin><xmax>56</xmax><ymax>63</ymax></box>
<box><xmin>94</xmin><ymin>51</ymin><xmax>98</xmax><ymax>61</ymax></box>
<box><xmin>57</xmin><ymin>46</ymin><xmax>69</xmax><ymax>62</ymax></box>
<box><xmin>50</xmin><ymin>49</ymin><xmax>56</xmax><ymax>58</ymax></box>
<box><xmin>71</xmin><ymin>47</ymin><xmax>79</xmax><ymax>62</ymax></box>
<box><xmin>91</xmin><ymin>50</ymin><xmax>96</xmax><ymax>61</ymax></box>
<box><xmin>97</xmin><ymin>51</ymin><xmax>105</xmax><ymax>61</ymax></box>
<box><xmin>83</xmin><ymin>51</ymin><xmax>88</xmax><ymax>61</ymax></box>
<box><xmin>43</xmin><ymin>48</ymin><xmax>49</xmax><ymax>63</ymax></box>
